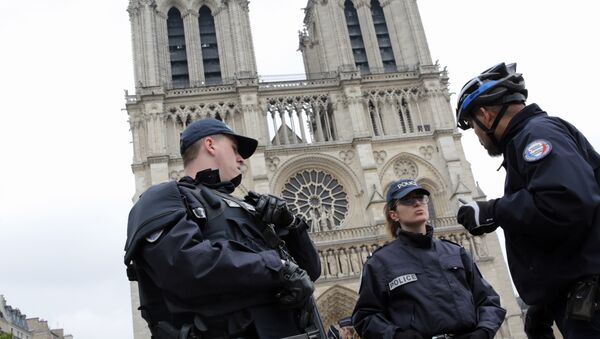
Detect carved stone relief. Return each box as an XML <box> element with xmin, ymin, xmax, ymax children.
<box><xmin>393</xmin><ymin>159</ymin><xmax>418</xmax><ymax>179</ymax></box>
<box><xmin>266</xmin><ymin>157</ymin><xmax>280</xmax><ymax>172</ymax></box>
<box><xmin>373</xmin><ymin>150</ymin><xmax>387</xmax><ymax>165</ymax></box>
<box><xmin>339</xmin><ymin>150</ymin><xmax>354</xmax><ymax>164</ymax></box>
<box><xmin>419</xmin><ymin>145</ymin><xmax>435</xmax><ymax>160</ymax></box>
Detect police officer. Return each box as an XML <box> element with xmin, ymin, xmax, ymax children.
<box><xmin>124</xmin><ymin>118</ymin><xmax>322</xmax><ymax>339</ymax></box>
<box><xmin>455</xmin><ymin>62</ymin><xmax>600</xmax><ymax>338</ymax></box>
<box><xmin>352</xmin><ymin>179</ymin><xmax>506</xmax><ymax>339</ymax></box>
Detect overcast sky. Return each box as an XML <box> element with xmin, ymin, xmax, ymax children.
<box><xmin>1</xmin><ymin>1</ymin><xmax>598</xmax><ymax>339</ymax></box>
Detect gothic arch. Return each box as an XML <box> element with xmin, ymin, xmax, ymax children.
<box><xmin>190</xmin><ymin>0</ymin><xmax>220</xmax><ymax>13</ymax></box>
<box><xmin>380</xmin><ymin>152</ymin><xmax>451</xmax><ymax>218</ymax></box>
<box><xmin>270</xmin><ymin>153</ymin><xmax>364</xmax><ymax>229</ymax></box>
<box><xmin>380</xmin><ymin>152</ymin><xmax>447</xmax><ymax>192</ymax></box>
<box><xmin>271</xmin><ymin>153</ymin><xmax>362</xmax><ymax>196</ymax></box>
<box><xmin>156</xmin><ymin>0</ymin><xmax>188</xmax><ymax>15</ymax></box>
<box><xmin>316</xmin><ymin>285</ymin><xmax>358</xmax><ymax>329</ymax></box>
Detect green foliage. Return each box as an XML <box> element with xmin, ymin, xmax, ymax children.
<box><xmin>0</xmin><ymin>331</ymin><xmax>12</xmax><ymax>339</ymax></box>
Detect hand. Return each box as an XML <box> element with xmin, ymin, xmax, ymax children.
<box><xmin>245</xmin><ymin>191</ymin><xmax>295</xmax><ymax>228</ymax></box>
<box><xmin>277</xmin><ymin>261</ymin><xmax>314</xmax><ymax>309</ymax></box>
<box><xmin>457</xmin><ymin>199</ymin><xmax>498</xmax><ymax>236</ymax></box>
<box><xmin>524</xmin><ymin>305</ymin><xmax>556</xmax><ymax>339</ymax></box>
<box><xmin>454</xmin><ymin>328</ymin><xmax>492</xmax><ymax>339</ymax></box>
<box><xmin>393</xmin><ymin>329</ymin><xmax>423</xmax><ymax>339</ymax></box>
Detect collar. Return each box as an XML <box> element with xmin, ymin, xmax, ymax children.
<box><xmin>179</xmin><ymin>169</ymin><xmax>240</xmax><ymax>194</ymax></box>
<box><xmin>498</xmin><ymin>103</ymin><xmax>546</xmax><ymax>150</ymax></box>
<box><xmin>396</xmin><ymin>225</ymin><xmax>434</xmax><ymax>248</ymax></box>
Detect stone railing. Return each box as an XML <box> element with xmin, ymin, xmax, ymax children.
<box><xmin>430</xmin><ymin>216</ymin><xmax>458</xmax><ymax>228</ymax></box>
<box><xmin>314</xmin><ymin>221</ymin><xmax>493</xmax><ymax>282</ymax></box>
<box><xmin>258</xmin><ymin>78</ymin><xmax>339</xmax><ymax>90</ymax></box>
<box><xmin>167</xmin><ymin>84</ymin><xmax>236</xmax><ymax>97</ymax></box>
<box><xmin>312</xmin><ymin>225</ymin><xmax>385</xmax><ymax>244</ymax></box>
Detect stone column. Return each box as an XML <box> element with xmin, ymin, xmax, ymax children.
<box><xmin>183</xmin><ymin>10</ymin><xmax>203</xmax><ymax>85</ymax></box>
<box><xmin>402</xmin><ymin>0</ymin><xmax>432</xmax><ymax>65</ymax></box>
<box><xmin>154</xmin><ymin>11</ymin><xmax>171</xmax><ymax>86</ymax></box>
<box><xmin>379</xmin><ymin>0</ymin><xmax>406</xmax><ymax>68</ymax></box>
<box><xmin>129</xmin><ymin>0</ymin><xmax>161</xmax><ymax>87</ymax></box>
<box><xmin>227</xmin><ymin>0</ymin><xmax>257</xmax><ymax>77</ymax></box>
<box><xmin>213</xmin><ymin>4</ymin><xmax>234</xmax><ymax>81</ymax></box>
<box><xmin>355</xmin><ymin>0</ymin><xmax>384</xmax><ymax>72</ymax></box>
<box><xmin>355</xmin><ymin>141</ymin><xmax>384</xmax><ymax>226</ymax></box>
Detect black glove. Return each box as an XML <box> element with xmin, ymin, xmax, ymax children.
<box><xmin>524</xmin><ymin>305</ymin><xmax>556</xmax><ymax>339</ymax></box>
<box><xmin>457</xmin><ymin>199</ymin><xmax>498</xmax><ymax>236</ymax></box>
<box><xmin>393</xmin><ymin>329</ymin><xmax>423</xmax><ymax>339</ymax></box>
<box><xmin>277</xmin><ymin>261</ymin><xmax>314</xmax><ymax>309</ymax></box>
<box><xmin>454</xmin><ymin>328</ymin><xmax>492</xmax><ymax>339</ymax></box>
<box><xmin>245</xmin><ymin>191</ymin><xmax>295</xmax><ymax>228</ymax></box>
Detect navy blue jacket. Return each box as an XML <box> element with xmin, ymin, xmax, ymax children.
<box><xmin>352</xmin><ymin>226</ymin><xmax>505</xmax><ymax>339</ymax></box>
<box><xmin>125</xmin><ymin>170</ymin><xmax>321</xmax><ymax>318</ymax></box>
<box><xmin>495</xmin><ymin>104</ymin><xmax>600</xmax><ymax>305</ymax></box>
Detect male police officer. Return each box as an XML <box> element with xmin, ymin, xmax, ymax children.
<box><xmin>124</xmin><ymin>118</ymin><xmax>321</xmax><ymax>338</ymax></box>
<box><xmin>455</xmin><ymin>63</ymin><xmax>600</xmax><ymax>338</ymax></box>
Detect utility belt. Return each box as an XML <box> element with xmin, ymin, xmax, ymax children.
<box><xmin>151</xmin><ymin>314</ymin><xmax>320</xmax><ymax>339</ymax></box>
<box><xmin>151</xmin><ymin>318</ymin><xmax>254</xmax><ymax>339</ymax></box>
<box><xmin>566</xmin><ymin>274</ymin><xmax>600</xmax><ymax>321</ymax></box>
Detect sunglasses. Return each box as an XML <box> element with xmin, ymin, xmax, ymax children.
<box><xmin>395</xmin><ymin>195</ymin><xmax>429</xmax><ymax>206</ymax></box>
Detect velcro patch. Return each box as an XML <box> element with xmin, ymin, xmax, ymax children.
<box><xmin>523</xmin><ymin>139</ymin><xmax>552</xmax><ymax>162</ymax></box>
<box><xmin>389</xmin><ymin>273</ymin><xmax>417</xmax><ymax>291</ymax></box>
<box><xmin>145</xmin><ymin>229</ymin><xmax>163</xmax><ymax>243</ymax></box>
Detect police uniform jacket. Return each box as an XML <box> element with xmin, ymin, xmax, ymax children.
<box><xmin>494</xmin><ymin>104</ymin><xmax>600</xmax><ymax>305</ymax></box>
<box><xmin>352</xmin><ymin>226</ymin><xmax>505</xmax><ymax>339</ymax></box>
<box><xmin>124</xmin><ymin>169</ymin><xmax>320</xmax><ymax>326</ymax></box>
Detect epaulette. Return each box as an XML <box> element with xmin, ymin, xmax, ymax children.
<box><xmin>440</xmin><ymin>238</ymin><xmax>461</xmax><ymax>247</ymax></box>
<box><xmin>369</xmin><ymin>242</ymin><xmax>389</xmax><ymax>257</ymax></box>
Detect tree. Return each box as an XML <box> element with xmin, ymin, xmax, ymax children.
<box><xmin>0</xmin><ymin>331</ymin><xmax>12</xmax><ymax>339</ymax></box>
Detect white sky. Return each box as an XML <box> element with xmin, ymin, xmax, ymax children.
<box><xmin>0</xmin><ymin>1</ymin><xmax>598</xmax><ymax>338</ymax></box>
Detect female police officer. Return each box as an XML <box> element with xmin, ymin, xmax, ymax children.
<box><xmin>352</xmin><ymin>179</ymin><xmax>506</xmax><ymax>339</ymax></box>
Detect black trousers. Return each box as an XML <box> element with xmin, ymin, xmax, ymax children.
<box><xmin>550</xmin><ymin>295</ymin><xmax>600</xmax><ymax>339</ymax></box>
<box><xmin>250</xmin><ymin>305</ymin><xmax>302</xmax><ymax>339</ymax></box>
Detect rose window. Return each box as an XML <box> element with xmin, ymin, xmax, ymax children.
<box><xmin>281</xmin><ymin>169</ymin><xmax>348</xmax><ymax>233</ymax></box>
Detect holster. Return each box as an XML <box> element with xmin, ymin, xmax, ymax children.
<box><xmin>565</xmin><ymin>275</ymin><xmax>599</xmax><ymax>321</ymax></box>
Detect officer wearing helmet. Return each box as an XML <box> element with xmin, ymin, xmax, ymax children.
<box><xmin>455</xmin><ymin>63</ymin><xmax>600</xmax><ymax>338</ymax></box>
<box><xmin>352</xmin><ymin>179</ymin><xmax>505</xmax><ymax>339</ymax></box>
<box><xmin>124</xmin><ymin>118</ymin><xmax>322</xmax><ymax>338</ymax></box>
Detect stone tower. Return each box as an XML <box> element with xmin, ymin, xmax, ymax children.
<box><xmin>125</xmin><ymin>0</ymin><xmax>526</xmax><ymax>338</ymax></box>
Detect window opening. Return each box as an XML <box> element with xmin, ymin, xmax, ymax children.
<box><xmin>167</xmin><ymin>8</ymin><xmax>189</xmax><ymax>88</ymax></box>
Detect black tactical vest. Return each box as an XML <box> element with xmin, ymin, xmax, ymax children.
<box><xmin>125</xmin><ymin>181</ymin><xmax>284</xmax><ymax>337</ymax></box>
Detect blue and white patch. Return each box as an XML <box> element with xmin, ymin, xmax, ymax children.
<box><xmin>523</xmin><ymin>139</ymin><xmax>552</xmax><ymax>162</ymax></box>
<box><xmin>388</xmin><ymin>273</ymin><xmax>418</xmax><ymax>291</ymax></box>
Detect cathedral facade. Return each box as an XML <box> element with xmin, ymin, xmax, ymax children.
<box><xmin>125</xmin><ymin>0</ymin><xmax>526</xmax><ymax>337</ymax></box>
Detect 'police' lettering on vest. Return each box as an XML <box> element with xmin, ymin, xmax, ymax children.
<box><xmin>389</xmin><ymin>273</ymin><xmax>418</xmax><ymax>291</ymax></box>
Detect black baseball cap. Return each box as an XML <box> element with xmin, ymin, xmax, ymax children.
<box><xmin>180</xmin><ymin>118</ymin><xmax>258</xmax><ymax>159</ymax></box>
<box><xmin>386</xmin><ymin>179</ymin><xmax>430</xmax><ymax>203</ymax></box>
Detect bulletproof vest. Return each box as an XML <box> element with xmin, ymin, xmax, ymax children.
<box><xmin>177</xmin><ymin>181</ymin><xmax>278</xmax><ymax>253</ymax></box>
<box><xmin>125</xmin><ymin>181</ymin><xmax>283</xmax><ymax>336</ymax></box>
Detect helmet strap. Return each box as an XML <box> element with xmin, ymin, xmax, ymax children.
<box><xmin>473</xmin><ymin>103</ymin><xmax>510</xmax><ymax>147</ymax></box>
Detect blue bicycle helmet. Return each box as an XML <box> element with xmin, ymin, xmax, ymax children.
<box><xmin>456</xmin><ymin>63</ymin><xmax>528</xmax><ymax>130</ymax></box>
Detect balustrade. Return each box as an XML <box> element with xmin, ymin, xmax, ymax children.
<box><xmin>314</xmin><ymin>221</ymin><xmax>492</xmax><ymax>281</ymax></box>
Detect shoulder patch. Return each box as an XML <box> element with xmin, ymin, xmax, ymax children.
<box><xmin>523</xmin><ymin>139</ymin><xmax>552</xmax><ymax>162</ymax></box>
<box><xmin>389</xmin><ymin>274</ymin><xmax>418</xmax><ymax>291</ymax></box>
